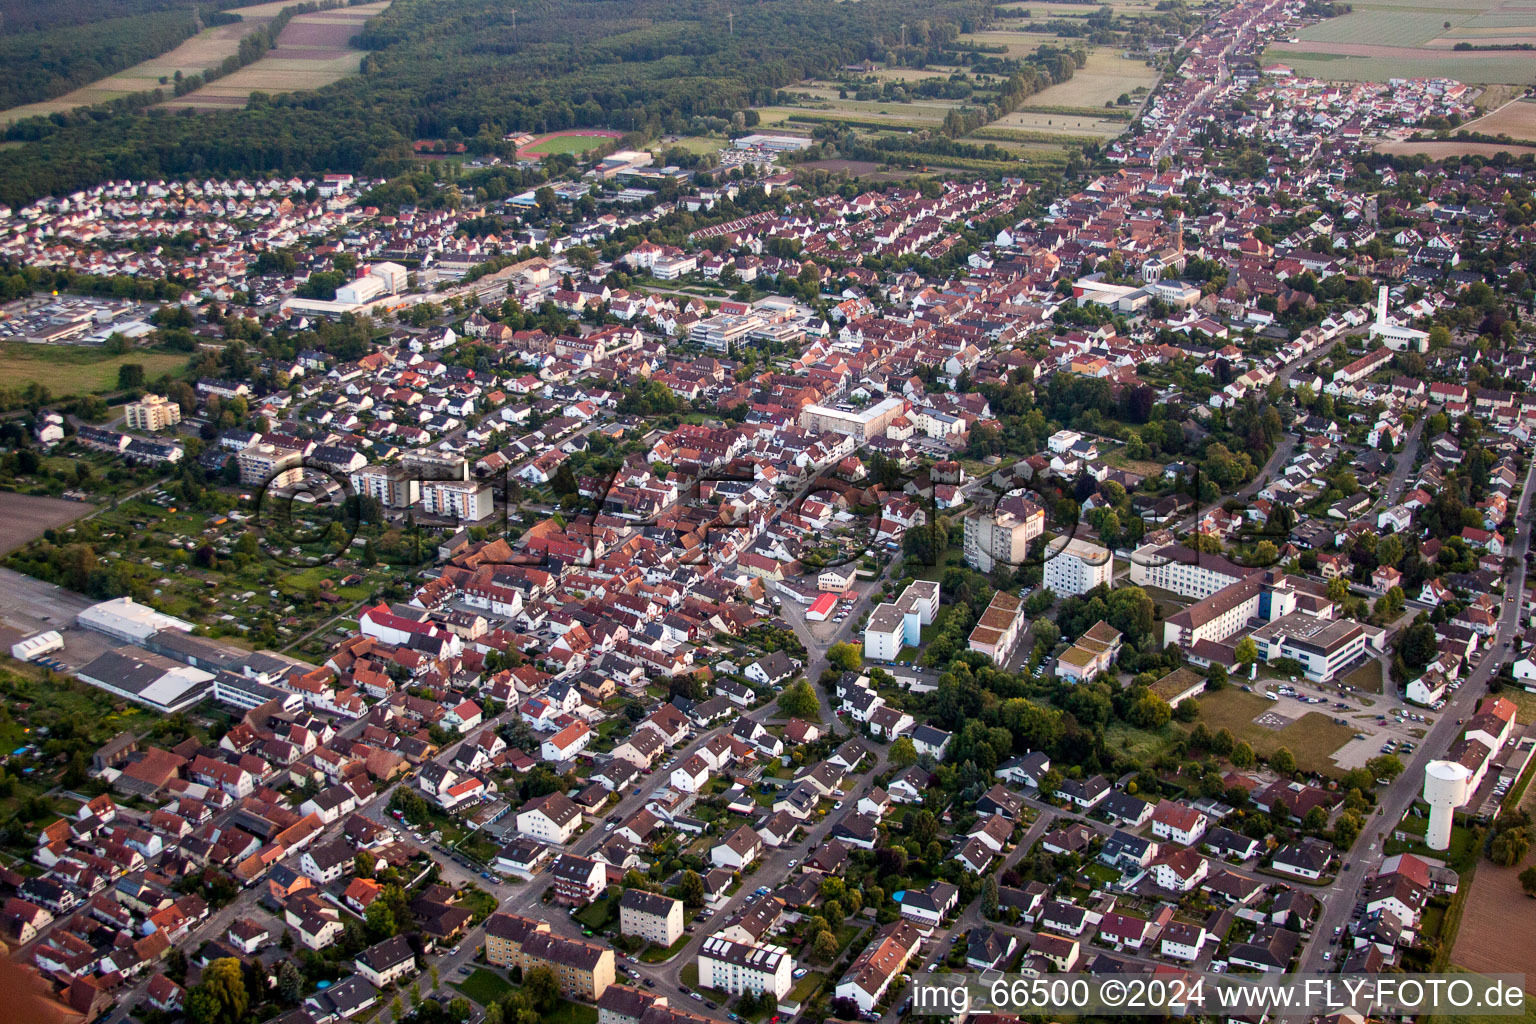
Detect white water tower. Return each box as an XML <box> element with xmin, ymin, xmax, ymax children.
<box><xmin>1423</xmin><ymin>760</ymin><xmax>1472</xmax><ymax>851</ymax></box>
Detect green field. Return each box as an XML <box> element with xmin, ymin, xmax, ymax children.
<box><xmin>523</xmin><ymin>133</ymin><xmax>616</xmax><ymax>156</ymax></box>
<box><xmin>0</xmin><ymin>342</ymin><xmax>189</xmax><ymax>397</ymax></box>
<box><xmin>453</xmin><ymin>969</ymin><xmax>514</xmax><ymax>1006</ymax></box>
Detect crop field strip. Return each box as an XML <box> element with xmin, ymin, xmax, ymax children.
<box><xmin>162</xmin><ymin>2</ymin><xmax>391</xmax><ymax>111</ymax></box>
<box><xmin>1263</xmin><ymin>0</ymin><xmax>1536</xmax><ymax>84</ymax></box>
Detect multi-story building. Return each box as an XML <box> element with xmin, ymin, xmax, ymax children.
<box><xmin>862</xmin><ymin>580</ymin><xmax>940</xmax><ymax>662</ymax></box>
<box><xmin>350</xmin><ymin>464</ymin><xmax>420</xmax><ymax>508</ymax></box>
<box><xmin>619</xmin><ymin>889</ymin><xmax>684</xmax><ymax>948</ymax></box>
<box><xmin>835</xmin><ymin>920</ymin><xmax>923</xmax><ymax>1012</ymax></box>
<box><xmin>1248</xmin><ymin>613</ymin><xmax>1370</xmax><ymax>683</ymax></box>
<box><xmin>963</xmin><ymin>496</ymin><xmax>1044</xmax><ymax>573</ymax></box>
<box><xmin>354</xmin><ymin>935</ymin><xmax>416</xmax><ymax>988</ymax></box>
<box><xmin>124</xmin><ymin>394</ymin><xmax>182</xmax><ymax>432</ymax></box>
<box><xmin>421</xmin><ymin>480</ymin><xmax>494</xmax><ymax>522</ymax></box>
<box><xmin>1129</xmin><ymin>543</ymin><xmax>1258</xmax><ymax>600</ymax></box>
<box><xmin>1042</xmin><ymin>537</ymin><xmax>1113</xmax><ymax>596</ymax></box>
<box><xmin>237</xmin><ymin>443</ymin><xmax>304</xmax><ymax>489</ymax></box>
<box><xmin>551</xmin><ymin>854</ymin><xmax>606</xmax><ymax>905</ymax></box>
<box><xmin>967</xmin><ymin>591</ymin><xmax>1025</xmax><ymax>665</ymax></box>
<box><xmin>697</xmin><ymin>936</ymin><xmax>793</xmax><ymax>999</ymax></box>
<box><xmin>484</xmin><ymin>912</ymin><xmax>615</xmax><ymax>1000</ymax></box>
<box><xmin>797</xmin><ymin>396</ymin><xmax>907</xmax><ymax>440</ymax></box>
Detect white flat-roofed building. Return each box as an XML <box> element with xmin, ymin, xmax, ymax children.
<box><xmin>1249</xmin><ymin>612</ymin><xmax>1369</xmax><ymax>683</ymax></box>
<box><xmin>11</xmin><ymin>631</ymin><xmax>62</xmax><ymax>662</ymax></box>
<box><xmin>798</xmin><ymin>396</ymin><xmax>907</xmax><ymax>440</ymax></box>
<box><xmin>124</xmin><ymin>393</ymin><xmax>182</xmax><ymax>432</ymax></box>
<box><xmin>77</xmin><ymin>597</ymin><xmax>195</xmax><ymax>644</ymax></box>
<box><xmin>863</xmin><ymin>603</ymin><xmax>904</xmax><ymax>662</ymax></box>
<box><xmin>421</xmin><ymin>480</ymin><xmax>494</xmax><ymax>522</ymax></box>
<box><xmin>968</xmin><ymin>591</ymin><xmax>1024</xmax><ymax>665</ymax></box>
<box><xmin>1042</xmin><ymin>536</ymin><xmax>1113</xmax><ymax>596</ymax></box>
<box><xmin>698</xmin><ymin>935</ymin><xmax>793</xmax><ymax>999</ymax></box>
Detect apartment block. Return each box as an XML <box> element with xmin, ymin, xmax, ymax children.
<box><xmin>963</xmin><ymin>496</ymin><xmax>1044</xmax><ymax>573</ymax></box>
<box><xmin>124</xmin><ymin>394</ymin><xmax>182</xmax><ymax>432</ymax></box>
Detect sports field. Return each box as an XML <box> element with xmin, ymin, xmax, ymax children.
<box><xmin>518</xmin><ymin>130</ymin><xmax>624</xmax><ymax>157</ymax></box>
<box><xmin>163</xmin><ymin>2</ymin><xmax>391</xmax><ymax>110</ymax></box>
<box><xmin>1264</xmin><ymin>0</ymin><xmax>1536</xmax><ymax>85</ymax></box>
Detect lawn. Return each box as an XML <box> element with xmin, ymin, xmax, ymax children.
<box><xmin>1187</xmin><ymin>689</ymin><xmax>1355</xmax><ymax>776</ymax></box>
<box><xmin>639</xmin><ymin>931</ymin><xmax>693</xmax><ymax>963</ymax></box>
<box><xmin>1343</xmin><ymin>659</ymin><xmax>1385</xmax><ymax>695</ymax></box>
<box><xmin>788</xmin><ymin>970</ymin><xmax>827</xmax><ymax>1003</ymax></box>
<box><xmin>545</xmin><ymin>1000</ymin><xmax>600</xmax><ymax>1024</ymax></box>
<box><xmin>453</xmin><ymin>968</ymin><xmax>514</xmax><ymax>1006</ymax></box>
<box><xmin>524</xmin><ymin>132</ymin><xmax>617</xmax><ymax>156</ymax></box>
<box><xmin>574</xmin><ymin>892</ymin><xmax>619</xmax><ymax>931</ymax></box>
<box><xmin>0</xmin><ymin>342</ymin><xmax>190</xmax><ymax>396</ymax></box>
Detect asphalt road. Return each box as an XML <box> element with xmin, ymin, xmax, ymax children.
<box><xmin>1294</xmin><ymin>455</ymin><xmax>1536</xmax><ymax>977</ymax></box>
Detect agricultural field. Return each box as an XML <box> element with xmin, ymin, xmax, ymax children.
<box><xmin>1376</xmin><ymin>138</ymin><xmax>1536</xmax><ymax>157</ymax></box>
<box><xmin>652</xmin><ymin>135</ymin><xmax>727</xmax><ymax>157</ymax></box>
<box><xmin>1459</xmin><ymin>97</ymin><xmax>1536</xmax><ymax>142</ymax></box>
<box><xmin>163</xmin><ymin>2</ymin><xmax>391</xmax><ymax>110</ymax></box>
<box><xmin>1021</xmin><ymin>49</ymin><xmax>1159</xmax><ymax>109</ymax></box>
<box><xmin>0</xmin><ymin>493</ymin><xmax>93</xmax><ymax>556</ymax></box>
<box><xmin>0</xmin><ymin>342</ymin><xmax>190</xmax><ymax>396</ymax></box>
<box><xmin>1264</xmin><ymin>0</ymin><xmax>1536</xmax><ymax>86</ymax></box>
<box><xmin>0</xmin><ymin>0</ymin><xmax>304</xmax><ymax>124</ymax></box>
<box><xmin>1447</xmin><ymin>774</ymin><xmax>1536</xmax><ymax>987</ymax></box>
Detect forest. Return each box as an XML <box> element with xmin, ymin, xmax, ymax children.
<box><xmin>0</xmin><ymin>0</ymin><xmax>993</xmax><ymax>207</ymax></box>
<box><xmin>0</xmin><ymin>10</ymin><xmax>200</xmax><ymax>110</ymax></box>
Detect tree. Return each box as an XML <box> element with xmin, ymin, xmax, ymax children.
<box><xmin>1271</xmin><ymin>747</ymin><xmax>1297</xmax><ymax>775</ymax></box>
<box><xmin>523</xmin><ymin>966</ymin><xmax>561</xmax><ymax>1012</ymax></box>
<box><xmin>889</xmin><ymin>736</ymin><xmax>917</xmax><ymax>767</ymax></box>
<box><xmin>1490</xmin><ymin>828</ymin><xmax>1530</xmax><ymax>867</ymax></box>
<box><xmin>1234</xmin><ymin>636</ymin><xmax>1258</xmax><ymax>667</ymax></box>
<box><xmin>675</xmin><ymin>869</ymin><xmax>705</xmax><ymax>908</ymax></box>
<box><xmin>277</xmin><ymin>960</ymin><xmax>303</xmax><ymax>1004</ymax></box>
<box><xmin>448</xmin><ymin>996</ymin><xmax>474</xmax><ymax>1022</ymax></box>
<box><xmin>187</xmin><ymin>958</ymin><xmax>248</xmax><ymax>1024</ymax></box>
<box><xmin>117</xmin><ymin>363</ymin><xmax>145</xmax><ymax>390</ymax></box>
<box><xmin>1365</xmin><ymin>754</ymin><xmax>1405</xmax><ymax>782</ymax></box>
<box><xmin>981</xmin><ymin>875</ymin><xmax>999</xmax><ymax>918</ymax></box>
<box><xmin>812</xmin><ymin>929</ymin><xmax>839</xmax><ymax>960</ymax></box>
<box><xmin>1519</xmin><ymin>865</ymin><xmax>1536</xmax><ymax>897</ymax></box>
<box><xmin>826</xmin><ymin>642</ymin><xmax>862</xmax><ymax>672</ymax></box>
<box><xmin>1231</xmin><ymin>741</ymin><xmax>1255</xmax><ymax>768</ymax></box>
<box><xmin>1327</xmin><ymin>576</ymin><xmax>1350</xmax><ymax>604</ymax></box>
<box><xmin>355</xmin><ymin>850</ymin><xmax>376</xmax><ymax>878</ymax></box>
<box><xmin>777</xmin><ymin>680</ymin><xmax>820</xmax><ymax>720</ymax></box>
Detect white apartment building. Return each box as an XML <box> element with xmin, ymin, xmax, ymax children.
<box><xmin>237</xmin><ymin>443</ymin><xmax>304</xmax><ymax>488</ymax></box>
<box><xmin>124</xmin><ymin>394</ymin><xmax>182</xmax><ymax>432</ymax></box>
<box><xmin>421</xmin><ymin>480</ymin><xmax>494</xmax><ymax>522</ymax></box>
<box><xmin>698</xmin><ymin>936</ymin><xmax>793</xmax><ymax>999</ymax></box>
<box><xmin>619</xmin><ymin>890</ymin><xmax>684</xmax><ymax>948</ymax></box>
<box><xmin>1129</xmin><ymin>543</ymin><xmax>1257</xmax><ymax>600</ymax></box>
<box><xmin>864</xmin><ymin>603</ymin><xmax>904</xmax><ymax>661</ymax></box>
<box><xmin>1042</xmin><ymin>537</ymin><xmax>1113</xmax><ymax>596</ymax></box>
